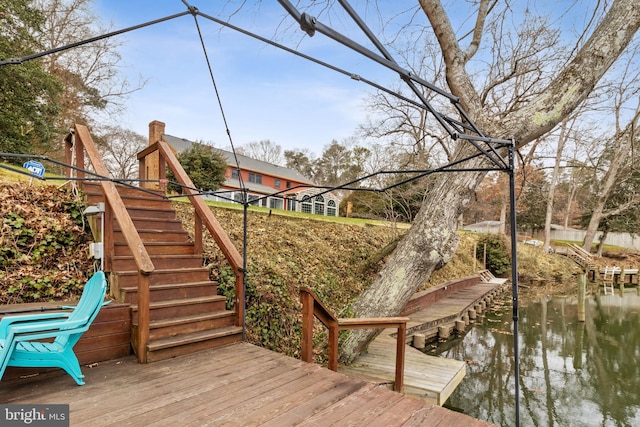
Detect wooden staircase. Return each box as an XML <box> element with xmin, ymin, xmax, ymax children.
<box><xmin>82</xmin><ymin>182</ymin><xmax>242</xmax><ymax>362</ymax></box>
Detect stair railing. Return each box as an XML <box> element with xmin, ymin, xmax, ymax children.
<box><xmin>137</xmin><ymin>141</ymin><xmax>245</xmax><ymax>327</ymax></box>
<box><xmin>300</xmin><ymin>286</ymin><xmax>409</xmax><ymax>392</ymax></box>
<box><xmin>65</xmin><ymin>124</ymin><xmax>155</xmax><ymax>363</ymax></box>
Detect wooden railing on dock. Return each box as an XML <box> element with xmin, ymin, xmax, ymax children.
<box><xmin>565</xmin><ymin>244</ymin><xmax>594</xmax><ymax>269</ymax></box>
<box><xmin>300</xmin><ymin>287</ymin><xmax>409</xmax><ymax>392</ymax></box>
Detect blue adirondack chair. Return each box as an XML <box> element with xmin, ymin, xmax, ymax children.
<box><xmin>0</xmin><ymin>271</ymin><xmax>108</xmax><ymax>385</ymax></box>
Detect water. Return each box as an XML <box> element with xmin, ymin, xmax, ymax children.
<box><xmin>433</xmin><ymin>288</ymin><xmax>640</xmax><ymax>427</ymax></box>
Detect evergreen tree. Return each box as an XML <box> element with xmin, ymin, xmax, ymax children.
<box><xmin>0</xmin><ymin>0</ymin><xmax>62</xmax><ymax>155</ymax></box>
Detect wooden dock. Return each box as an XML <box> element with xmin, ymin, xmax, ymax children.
<box><xmin>0</xmin><ymin>342</ymin><xmax>495</xmax><ymax>426</ymax></box>
<box><xmin>339</xmin><ymin>332</ymin><xmax>466</xmax><ymax>406</ymax></box>
<box><xmin>406</xmin><ymin>281</ymin><xmax>505</xmax><ymax>339</ymax></box>
<box><xmin>340</xmin><ymin>277</ymin><xmax>506</xmax><ymax>406</ymax></box>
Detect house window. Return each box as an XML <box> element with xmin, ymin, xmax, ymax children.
<box><xmin>327</xmin><ymin>200</ymin><xmax>337</xmax><ymax>217</ymax></box>
<box><xmin>287</xmin><ymin>198</ymin><xmax>296</xmax><ymax>211</ymax></box>
<box><xmin>269</xmin><ymin>198</ymin><xmax>283</xmax><ymax>210</ymax></box>
<box><xmin>314</xmin><ymin>195</ymin><xmax>325</xmax><ymax>215</ymax></box>
<box><xmin>274</xmin><ymin>179</ymin><xmax>281</xmax><ymax>189</ymax></box>
<box><xmin>301</xmin><ymin>196</ymin><xmax>312</xmax><ymax>214</ymax></box>
<box><xmin>286</xmin><ymin>181</ymin><xmax>292</xmax><ymax>189</ymax></box>
<box><xmin>231</xmin><ymin>169</ymin><xmax>239</xmax><ymax>179</ymax></box>
<box><xmin>248</xmin><ymin>173</ymin><xmax>262</xmax><ymax>184</ymax></box>
<box><xmin>248</xmin><ymin>195</ymin><xmax>260</xmax><ymax>206</ymax></box>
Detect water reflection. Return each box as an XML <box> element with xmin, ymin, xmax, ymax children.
<box><xmin>436</xmin><ymin>288</ymin><xmax>640</xmax><ymax>427</ymax></box>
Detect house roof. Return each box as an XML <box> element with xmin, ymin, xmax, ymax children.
<box><xmin>219</xmin><ymin>177</ymin><xmax>312</xmax><ymax>196</ymax></box>
<box><xmin>162</xmin><ymin>134</ymin><xmax>313</xmax><ymax>184</ymax></box>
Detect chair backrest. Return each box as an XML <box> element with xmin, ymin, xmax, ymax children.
<box><xmin>55</xmin><ymin>271</ymin><xmax>108</xmax><ymax>347</ymax></box>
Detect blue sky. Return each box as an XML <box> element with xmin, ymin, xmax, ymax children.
<box><xmin>91</xmin><ymin>1</ymin><xmax>611</xmax><ymax>158</ymax></box>
<box><xmin>93</xmin><ymin>1</ymin><xmax>415</xmax><ymax>156</ymax></box>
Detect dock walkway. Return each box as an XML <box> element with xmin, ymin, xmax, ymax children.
<box><xmin>0</xmin><ymin>342</ymin><xmax>495</xmax><ymax>426</ymax></box>
<box><xmin>340</xmin><ymin>276</ymin><xmax>506</xmax><ymax>406</ymax></box>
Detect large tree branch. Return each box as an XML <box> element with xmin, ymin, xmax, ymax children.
<box><xmin>504</xmin><ymin>0</ymin><xmax>640</xmax><ymax>146</ymax></box>
<box><xmin>463</xmin><ymin>0</ymin><xmax>491</xmax><ymax>61</ymax></box>
<box><xmin>419</xmin><ymin>0</ymin><xmax>484</xmax><ymax>115</ymax></box>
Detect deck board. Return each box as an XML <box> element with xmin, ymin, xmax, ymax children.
<box><xmin>0</xmin><ymin>342</ymin><xmax>494</xmax><ymax>426</ymax></box>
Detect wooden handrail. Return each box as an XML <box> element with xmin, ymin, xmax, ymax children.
<box><xmin>300</xmin><ymin>286</ymin><xmax>408</xmax><ymax>393</ymax></box>
<box><xmin>71</xmin><ymin>124</ymin><xmax>155</xmax><ymax>363</ymax></box>
<box><xmin>138</xmin><ymin>141</ymin><xmax>245</xmax><ymax>326</ymax></box>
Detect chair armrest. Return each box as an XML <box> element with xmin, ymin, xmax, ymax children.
<box><xmin>0</xmin><ymin>312</ymin><xmax>70</xmax><ymax>336</ymax></box>
<box><xmin>10</xmin><ymin>318</ymin><xmax>88</xmax><ymax>341</ymax></box>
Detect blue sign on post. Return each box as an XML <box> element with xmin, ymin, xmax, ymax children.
<box><xmin>23</xmin><ymin>160</ymin><xmax>45</xmax><ymax>178</ymax></box>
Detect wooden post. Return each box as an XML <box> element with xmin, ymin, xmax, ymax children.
<box><xmin>577</xmin><ymin>272</ymin><xmax>586</xmax><ymax>322</ymax></box>
<box><xmin>300</xmin><ymin>291</ymin><xmax>314</xmax><ymax>363</ymax></box>
<box><xmin>137</xmin><ymin>272</ymin><xmax>151</xmax><ymax>363</ymax></box>
<box><xmin>413</xmin><ymin>333</ymin><xmax>426</xmax><ymax>349</ymax></box>
<box><xmin>473</xmin><ymin>242</ymin><xmax>477</xmax><ymax>272</ymax></box>
<box><xmin>327</xmin><ymin>324</ymin><xmax>339</xmax><ymax>371</ymax></box>
<box><xmin>483</xmin><ymin>243</ymin><xmax>487</xmax><ymax>270</ymax></box>
<box><xmin>395</xmin><ymin>322</ymin><xmax>406</xmax><ymax>393</ymax></box>
<box><xmin>194</xmin><ymin>214</ymin><xmax>203</xmax><ymax>255</ymax></box>
<box><xmin>235</xmin><ymin>271</ymin><xmax>244</xmax><ymax>327</ymax></box>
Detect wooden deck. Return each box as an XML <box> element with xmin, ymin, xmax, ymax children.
<box><xmin>0</xmin><ymin>343</ymin><xmax>494</xmax><ymax>426</ymax></box>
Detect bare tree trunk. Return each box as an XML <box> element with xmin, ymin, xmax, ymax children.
<box><xmin>564</xmin><ymin>181</ymin><xmax>577</xmax><ymax>228</ymax></box>
<box><xmin>544</xmin><ymin>121</ymin><xmax>569</xmax><ymax>252</ymax></box>
<box><xmin>582</xmin><ymin>119</ymin><xmax>637</xmax><ymax>251</ymax></box>
<box><xmin>340</xmin><ymin>157</ymin><xmax>485</xmax><ymax>360</ymax></box>
<box><xmin>499</xmin><ymin>200</ymin><xmax>507</xmax><ymax>235</ymax></box>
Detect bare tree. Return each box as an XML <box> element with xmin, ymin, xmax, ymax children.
<box><xmin>236</xmin><ymin>139</ymin><xmax>284</xmax><ymax>165</ymax></box>
<box><xmin>340</xmin><ymin>0</ymin><xmax>640</xmax><ymax>362</ymax></box>
<box><xmin>32</xmin><ymin>0</ymin><xmax>144</xmax><ymax>130</ymax></box>
<box><xmin>581</xmin><ymin>110</ymin><xmax>640</xmax><ymax>251</ymax></box>
<box><xmin>94</xmin><ymin>126</ymin><xmax>146</xmax><ymax>180</ymax></box>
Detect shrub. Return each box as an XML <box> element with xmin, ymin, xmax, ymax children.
<box><xmin>166</xmin><ymin>143</ymin><xmax>226</xmax><ymax>194</ymax></box>
<box><xmin>475</xmin><ymin>233</ymin><xmax>510</xmax><ymax>276</ymax></box>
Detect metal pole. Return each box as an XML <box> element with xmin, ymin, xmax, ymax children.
<box><xmin>242</xmin><ymin>191</ymin><xmax>249</xmax><ymax>342</ymax></box>
<box><xmin>508</xmin><ymin>140</ymin><xmax>521</xmax><ymax>426</ymax></box>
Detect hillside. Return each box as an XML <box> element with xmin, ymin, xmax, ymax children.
<box><xmin>0</xmin><ymin>179</ymin><xmax>593</xmax><ymax>356</ymax></box>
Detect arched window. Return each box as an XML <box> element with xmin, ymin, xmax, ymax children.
<box><xmin>314</xmin><ymin>195</ymin><xmax>325</xmax><ymax>215</ymax></box>
<box><xmin>301</xmin><ymin>195</ymin><xmax>312</xmax><ymax>214</ymax></box>
<box><xmin>327</xmin><ymin>199</ymin><xmax>337</xmax><ymax>216</ymax></box>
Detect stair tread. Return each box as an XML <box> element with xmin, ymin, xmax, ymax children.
<box><xmin>124</xmin><ymin>205</ymin><xmax>175</xmax><ymax>212</ymax></box>
<box><xmin>147</xmin><ymin>326</ymin><xmax>242</xmax><ymax>351</ymax></box>
<box><xmin>132</xmin><ymin>295</ymin><xmax>225</xmax><ymax>310</ymax></box>
<box><xmin>128</xmin><ymin>216</ymin><xmax>182</xmax><ymax>222</ymax></box>
<box><xmin>113</xmin><ymin>254</ymin><xmax>202</xmax><ymax>260</ymax></box>
<box><xmin>114</xmin><ymin>226</ymin><xmax>188</xmax><ymax>232</ymax></box>
<box><xmin>118</xmin><ymin>280</ymin><xmax>212</xmax><ymax>291</ymax></box>
<box><xmin>114</xmin><ymin>241</ymin><xmax>193</xmax><ymax>245</ymax></box>
<box><xmin>149</xmin><ymin>311</ymin><xmax>235</xmax><ymax>329</ymax></box>
<box><xmin>115</xmin><ymin>267</ymin><xmax>208</xmax><ymax>276</ymax></box>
